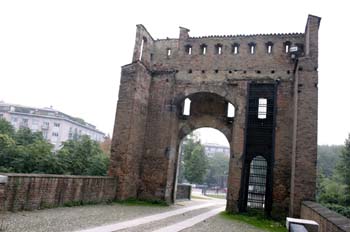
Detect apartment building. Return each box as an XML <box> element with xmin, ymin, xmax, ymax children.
<box><xmin>0</xmin><ymin>101</ymin><xmax>105</xmax><ymax>150</ymax></box>
<box><xmin>203</xmin><ymin>143</ymin><xmax>230</xmax><ymax>156</ymax></box>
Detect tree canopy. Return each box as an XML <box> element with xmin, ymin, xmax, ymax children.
<box><xmin>181</xmin><ymin>133</ymin><xmax>208</xmax><ymax>184</ymax></box>
<box><xmin>0</xmin><ymin>118</ymin><xmax>109</xmax><ymax>175</ymax></box>
<box><xmin>317</xmin><ymin>136</ymin><xmax>350</xmax><ymax>218</ymax></box>
<box><xmin>179</xmin><ymin>132</ymin><xmax>229</xmax><ymax>187</ymax></box>
<box><xmin>336</xmin><ymin>134</ymin><xmax>350</xmax><ymax>205</ymax></box>
<box><xmin>57</xmin><ymin>135</ymin><xmax>109</xmax><ymax>176</ymax></box>
<box><xmin>205</xmin><ymin>152</ymin><xmax>229</xmax><ymax>187</ymax></box>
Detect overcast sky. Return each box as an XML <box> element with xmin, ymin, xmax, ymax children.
<box><xmin>0</xmin><ymin>0</ymin><xmax>349</xmax><ymax>145</ymax></box>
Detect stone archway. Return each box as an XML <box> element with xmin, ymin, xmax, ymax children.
<box><xmin>109</xmin><ymin>15</ymin><xmax>320</xmax><ymax>217</ymax></box>
<box><xmin>174</xmin><ymin>127</ymin><xmax>231</xmax><ymax>202</ymax></box>
<box><xmin>173</xmin><ymin>91</ymin><xmax>236</xmax><ymax>206</ymax></box>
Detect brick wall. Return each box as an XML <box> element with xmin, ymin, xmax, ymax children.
<box><xmin>301</xmin><ymin>201</ymin><xmax>350</xmax><ymax>232</ymax></box>
<box><xmin>0</xmin><ymin>173</ymin><xmax>117</xmax><ymax>211</ymax></box>
<box><xmin>109</xmin><ymin>62</ymin><xmax>152</xmax><ymax>200</ymax></box>
<box><xmin>290</xmin><ymin>15</ymin><xmax>321</xmax><ymax>217</ymax></box>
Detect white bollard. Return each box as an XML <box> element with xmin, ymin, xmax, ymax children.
<box><xmin>286</xmin><ymin>217</ymin><xmax>319</xmax><ymax>232</ymax></box>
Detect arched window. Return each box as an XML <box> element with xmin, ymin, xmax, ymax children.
<box><xmin>200</xmin><ymin>44</ymin><xmax>207</xmax><ymax>55</ymax></box>
<box><xmin>248</xmin><ymin>42</ymin><xmax>256</xmax><ymax>54</ymax></box>
<box><xmin>201</xmin><ymin>44</ymin><xmax>207</xmax><ymax>55</ymax></box>
<box><xmin>215</xmin><ymin>44</ymin><xmax>223</xmax><ymax>55</ymax></box>
<box><xmin>284</xmin><ymin>41</ymin><xmax>291</xmax><ymax>53</ymax></box>
<box><xmin>247</xmin><ymin>155</ymin><xmax>267</xmax><ymax>209</ymax></box>
<box><xmin>183</xmin><ymin>98</ymin><xmax>191</xmax><ymax>116</ymax></box>
<box><xmin>185</xmin><ymin>45</ymin><xmax>192</xmax><ymax>55</ymax></box>
<box><xmin>266</xmin><ymin>42</ymin><xmax>273</xmax><ymax>54</ymax></box>
<box><xmin>232</xmin><ymin>43</ymin><xmax>239</xmax><ymax>54</ymax></box>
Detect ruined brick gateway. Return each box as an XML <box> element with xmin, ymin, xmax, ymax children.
<box><xmin>109</xmin><ymin>15</ymin><xmax>321</xmax><ymax>217</ymax></box>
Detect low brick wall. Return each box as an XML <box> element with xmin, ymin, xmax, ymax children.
<box><xmin>176</xmin><ymin>184</ymin><xmax>191</xmax><ymax>200</ymax></box>
<box><xmin>301</xmin><ymin>201</ymin><xmax>350</xmax><ymax>232</ymax></box>
<box><xmin>0</xmin><ymin>173</ymin><xmax>118</xmax><ymax>211</ymax></box>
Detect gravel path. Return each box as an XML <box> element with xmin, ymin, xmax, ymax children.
<box><xmin>1</xmin><ymin>198</ymin><xmax>266</xmax><ymax>232</ymax></box>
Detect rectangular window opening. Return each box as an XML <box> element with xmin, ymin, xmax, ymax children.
<box><xmin>258</xmin><ymin>98</ymin><xmax>267</xmax><ymax>119</ymax></box>
<box><xmin>285</xmin><ymin>45</ymin><xmax>289</xmax><ymax>53</ymax></box>
<box><xmin>268</xmin><ymin>45</ymin><xmax>272</xmax><ymax>54</ymax></box>
<box><xmin>250</xmin><ymin>46</ymin><xmax>255</xmax><ymax>54</ymax></box>
<box><xmin>167</xmin><ymin>48</ymin><xmax>171</xmax><ymax>57</ymax></box>
<box><xmin>185</xmin><ymin>45</ymin><xmax>192</xmax><ymax>55</ymax></box>
<box><xmin>183</xmin><ymin>98</ymin><xmax>191</xmax><ymax>116</ymax></box>
<box><xmin>227</xmin><ymin>103</ymin><xmax>235</xmax><ymax>118</ymax></box>
<box><xmin>139</xmin><ymin>39</ymin><xmax>144</xmax><ymax>61</ymax></box>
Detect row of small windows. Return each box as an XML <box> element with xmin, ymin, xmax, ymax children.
<box><xmin>10</xmin><ymin>117</ymin><xmax>62</xmax><ymax>128</ymax></box>
<box><xmin>166</xmin><ymin>41</ymin><xmax>295</xmax><ymax>57</ymax></box>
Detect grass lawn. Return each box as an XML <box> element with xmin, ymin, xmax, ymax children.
<box><xmin>220</xmin><ymin>211</ymin><xmax>287</xmax><ymax>232</ymax></box>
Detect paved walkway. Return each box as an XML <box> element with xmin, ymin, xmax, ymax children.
<box><xmin>75</xmin><ymin>200</ymin><xmax>225</xmax><ymax>232</ymax></box>
<box><xmin>1</xmin><ymin>197</ymin><xmax>265</xmax><ymax>232</ymax></box>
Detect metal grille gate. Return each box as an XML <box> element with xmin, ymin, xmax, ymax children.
<box><xmin>247</xmin><ymin>156</ymin><xmax>267</xmax><ymax>208</ymax></box>
<box><xmin>240</xmin><ymin>83</ymin><xmax>276</xmax><ymax>214</ymax></box>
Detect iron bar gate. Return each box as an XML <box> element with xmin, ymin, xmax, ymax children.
<box><xmin>239</xmin><ymin>83</ymin><xmax>277</xmax><ymax>215</ymax></box>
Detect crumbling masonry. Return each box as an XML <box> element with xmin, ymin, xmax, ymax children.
<box><xmin>109</xmin><ymin>15</ymin><xmax>321</xmax><ymax>217</ymax></box>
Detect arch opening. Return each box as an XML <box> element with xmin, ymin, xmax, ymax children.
<box><xmin>175</xmin><ymin>128</ymin><xmax>230</xmax><ymax>202</ymax></box>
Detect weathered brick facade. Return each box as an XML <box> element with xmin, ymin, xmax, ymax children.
<box><xmin>0</xmin><ymin>174</ymin><xmax>117</xmax><ymax>211</ymax></box>
<box><xmin>110</xmin><ymin>15</ymin><xmax>321</xmax><ymax>217</ymax></box>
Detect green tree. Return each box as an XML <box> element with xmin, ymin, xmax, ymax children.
<box><xmin>57</xmin><ymin>135</ymin><xmax>109</xmax><ymax>176</ymax></box>
<box><xmin>318</xmin><ymin>145</ymin><xmax>343</xmax><ymax>177</ymax></box>
<box><xmin>318</xmin><ymin>177</ymin><xmax>346</xmax><ymax>204</ymax></box>
<box><xmin>11</xmin><ymin>140</ymin><xmax>60</xmax><ymax>173</ymax></box>
<box><xmin>14</xmin><ymin>127</ymin><xmax>44</xmax><ymax>146</ymax></box>
<box><xmin>0</xmin><ymin>118</ymin><xmax>15</xmax><ymax>137</ymax></box>
<box><xmin>205</xmin><ymin>152</ymin><xmax>229</xmax><ymax>187</ymax></box>
<box><xmin>183</xmin><ymin>142</ymin><xmax>208</xmax><ymax>184</ymax></box>
<box><xmin>336</xmin><ymin>134</ymin><xmax>350</xmax><ymax>204</ymax></box>
<box><xmin>0</xmin><ymin>120</ymin><xmax>109</xmax><ymax>175</ymax></box>
<box><xmin>0</xmin><ymin>120</ymin><xmax>17</xmax><ymax>172</ymax></box>
<box><xmin>178</xmin><ymin>133</ymin><xmax>198</xmax><ymax>183</ymax></box>
<box><xmin>87</xmin><ymin>153</ymin><xmax>110</xmax><ymax>176</ymax></box>
<box><xmin>182</xmin><ymin>133</ymin><xmax>199</xmax><ymax>163</ymax></box>
<box><xmin>0</xmin><ymin>133</ymin><xmax>16</xmax><ymax>172</ymax></box>
<box><xmin>0</xmin><ymin>124</ymin><xmax>60</xmax><ymax>174</ymax></box>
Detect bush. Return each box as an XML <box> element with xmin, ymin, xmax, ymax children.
<box><xmin>0</xmin><ymin>119</ymin><xmax>109</xmax><ymax>176</ymax></box>
<box><xmin>323</xmin><ymin>203</ymin><xmax>350</xmax><ymax>218</ymax></box>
